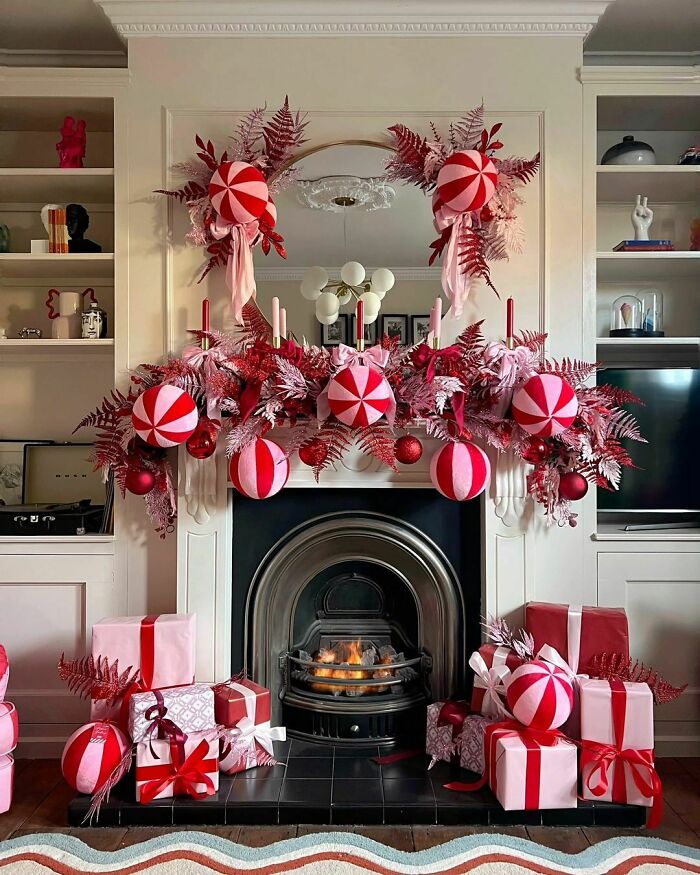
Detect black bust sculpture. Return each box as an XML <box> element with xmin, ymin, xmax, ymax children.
<box><xmin>66</xmin><ymin>203</ymin><xmax>102</xmax><ymax>253</ymax></box>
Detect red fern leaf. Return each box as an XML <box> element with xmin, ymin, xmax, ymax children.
<box><xmin>356</xmin><ymin>424</ymin><xmax>398</xmax><ymax>472</ymax></box>
<box><xmin>262</xmin><ymin>96</ymin><xmax>308</xmax><ymax>173</ymax></box>
<box><xmin>586</xmin><ymin>651</ymin><xmax>687</xmax><ymax>705</ymax></box>
<box><xmin>58</xmin><ymin>653</ymin><xmax>140</xmax><ymax>703</ymax></box>
<box><xmin>386</xmin><ymin>124</ymin><xmax>432</xmax><ymax>189</ymax></box>
<box><xmin>312</xmin><ymin>421</ymin><xmax>354</xmax><ymax>481</ymax></box>
<box><xmin>459</xmin><ymin>227</ymin><xmax>500</xmax><ymax>297</ymax></box>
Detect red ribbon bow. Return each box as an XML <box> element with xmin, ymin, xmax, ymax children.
<box><xmin>410</xmin><ymin>343</ymin><xmax>462</xmax><ymax>382</ymax></box>
<box><xmin>143</xmin><ymin>689</ymin><xmax>187</xmax><ymax>763</ymax></box>
<box><xmin>137</xmin><ymin>738</ymin><xmax>217</xmax><ymax>805</ymax></box>
<box><xmin>437</xmin><ymin>700</ymin><xmax>471</xmax><ymax>742</ymax></box>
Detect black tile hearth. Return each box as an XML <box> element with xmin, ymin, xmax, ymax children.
<box><xmin>68</xmin><ymin>741</ymin><xmax>649</xmax><ymax>829</ymax></box>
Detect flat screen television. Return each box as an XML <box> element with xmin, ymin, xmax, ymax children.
<box><xmin>597</xmin><ymin>368</ymin><xmax>700</xmax><ymax>514</ymax></box>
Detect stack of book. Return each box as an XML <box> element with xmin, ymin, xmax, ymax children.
<box><xmin>48</xmin><ymin>208</ymin><xmax>69</xmax><ymax>253</ymax></box>
<box><xmin>613</xmin><ymin>239</ymin><xmax>674</xmax><ymax>252</ymax></box>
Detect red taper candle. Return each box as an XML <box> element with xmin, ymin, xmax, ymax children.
<box><xmin>202</xmin><ymin>298</ymin><xmax>210</xmax><ymax>332</ymax></box>
<box><xmin>356</xmin><ymin>299</ymin><xmax>364</xmax><ymax>351</ymax></box>
<box><xmin>506</xmin><ymin>297</ymin><xmax>514</xmax><ymax>348</ymax></box>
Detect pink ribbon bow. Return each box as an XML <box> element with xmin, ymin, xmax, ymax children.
<box><xmin>482</xmin><ymin>340</ymin><xmax>538</xmax><ymax>417</ymax></box>
<box><xmin>209</xmin><ymin>217</ymin><xmax>259</xmax><ymax>324</ymax></box>
<box><xmin>433</xmin><ymin>212</ymin><xmax>472</xmax><ymax>320</ymax></box>
<box><xmin>182</xmin><ymin>343</ymin><xmax>226</xmax><ymax>422</ymax></box>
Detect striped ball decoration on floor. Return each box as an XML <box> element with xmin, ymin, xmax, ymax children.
<box><xmin>327</xmin><ymin>365</ymin><xmax>394</xmax><ymax>428</ymax></box>
<box><xmin>61</xmin><ymin>721</ymin><xmax>130</xmax><ymax>794</ymax></box>
<box><xmin>131</xmin><ymin>384</ymin><xmax>199</xmax><ymax>448</ymax></box>
<box><xmin>430</xmin><ymin>441</ymin><xmax>491</xmax><ymax>502</ymax></box>
<box><xmin>436</xmin><ymin>150</ymin><xmax>498</xmax><ymax>214</ymax></box>
<box><xmin>512</xmin><ymin>373</ymin><xmax>579</xmax><ymax>438</ymax></box>
<box><xmin>229</xmin><ymin>438</ymin><xmax>290</xmax><ymax>500</ymax></box>
<box><xmin>208</xmin><ymin>161</ymin><xmax>269</xmax><ymax>226</ymax></box>
<box><xmin>506</xmin><ymin>659</ymin><xmax>574</xmax><ymax>730</ymax></box>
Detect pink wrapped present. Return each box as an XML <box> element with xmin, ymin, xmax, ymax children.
<box><xmin>426</xmin><ymin>700</ymin><xmax>469</xmax><ymax>767</ymax></box>
<box><xmin>220</xmin><ymin>719</ymin><xmax>286</xmax><ymax>775</ymax></box>
<box><xmin>213</xmin><ymin>677</ymin><xmax>270</xmax><ymax>728</ymax></box>
<box><xmin>0</xmin><ymin>703</ymin><xmax>18</xmax><ymax>755</ymax></box>
<box><xmin>128</xmin><ymin>684</ymin><xmax>215</xmax><ymax>743</ymax></box>
<box><xmin>459</xmin><ymin>714</ymin><xmax>498</xmax><ymax>774</ymax></box>
<box><xmin>470</xmin><ymin>645</ymin><xmax>522</xmax><ymax>716</ymax></box>
<box><xmin>0</xmin><ymin>645</ymin><xmax>8</xmax><ymax>700</ymax></box>
<box><xmin>580</xmin><ymin>678</ymin><xmax>662</xmax><ymax>826</ymax></box>
<box><xmin>0</xmin><ymin>754</ymin><xmax>13</xmax><ymax>814</ymax></box>
<box><xmin>135</xmin><ymin>730</ymin><xmax>219</xmax><ymax>803</ymax></box>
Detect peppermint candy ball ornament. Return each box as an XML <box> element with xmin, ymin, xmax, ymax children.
<box><xmin>260</xmin><ymin>196</ymin><xmax>277</xmax><ymax>229</ymax></box>
<box><xmin>437</xmin><ymin>150</ymin><xmax>498</xmax><ymax>214</ymax></box>
<box><xmin>229</xmin><ymin>438</ymin><xmax>289</xmax><ymax>499</ymax></box>
<box><xmin>132</xmin><ymin>384</ymin><xmax>199</xmax><ymax>448</ymax></box>
<box><xmin>327</xmin><ymin>366</ymin><xmax>394</xmax><ymax>428</ymax></box>
<box><xmin>430</xmin><ymin>441</ymin><xmax>491</xmax><ymax>501</ymax></box>
<box><xmin>61</xmin><ymin>721</ymin><xmax>130</xmax><ymax>794</ymax></box>
<box><xmin>506</xmin><ymin>660</ymin><xmax>574</xmax><ymax>730</ymax></box>
<box><xmin>208</xmin><ymin>161</ymin><xmax>269</xmax><ymax>226</ymax></box>
<box><xmin>512</xmin><ymin>373</ymin><xmax>579</xmax><ymax>437</ymax></box>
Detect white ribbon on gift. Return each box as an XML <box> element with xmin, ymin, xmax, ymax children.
<box><xmin>225</xmin><ymin>681</ymin><xmax>258</xmax><ymax>723</ymax></box>
<box><xmin>566</xmin><ymin>605</ymin><xmax>583</xmax><ymax>675</ymax></box>
<box><xmin>316</xmin><ymin>343</ymin><xmax>396</xmax><ymax>427</ymax></box>
<box><xmin>209</xmin><ymin>218</ymin><xmax>259</xmax><ymax>324</ymax></box>
<box><xmin>469</xmin><ymin>650</ymin><xmax>514</xmax><ymax>720</ymax></box>
<box><xmin>221</xmin><ymin>717</ymin><xmax>286</xmax><ymax>772</ymax></box>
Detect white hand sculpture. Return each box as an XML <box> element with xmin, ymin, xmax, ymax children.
<box><xmin>631</xmin><ymin>195</ymin><xmax>653</xmax><ymax>241</ymax></box>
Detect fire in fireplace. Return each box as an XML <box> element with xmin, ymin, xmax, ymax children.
<box><xmin>297</xmin><ymin>639</ymin><xmax>417</xmax><ymax>697</ymax></box>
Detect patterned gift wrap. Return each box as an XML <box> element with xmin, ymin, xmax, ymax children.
<box><xmin>426</xmin><ymin>701</ymin><xmax>467</xmax><ymax>767</ymax></box>
<box><xmin>459</xmin><ymin>714</ymin><xmax>497</xmax><ymax>774</ymax></box>
<box><xmin>129</xmin><ymin>684</ymin><xmax>215</xmax><ymax>743</ymax></box>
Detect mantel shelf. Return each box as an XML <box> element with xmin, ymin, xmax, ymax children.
<box><xmin>0</xmin><ymin>253</ymin><xmax>115</xmax><ymax>280</ymax></box>
<box><xmin>0</xmin><ymin>168</ymin><xmax>115</xmax><ymax>204</ymax></box>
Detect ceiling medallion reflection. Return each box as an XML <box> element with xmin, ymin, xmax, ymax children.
<box><xmin>295</xmin><ymin>176</ymin><xmax>396</xmax><ymax>213</ymax></box>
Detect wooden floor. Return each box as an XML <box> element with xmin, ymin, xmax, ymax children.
<box><xmin>1</xmin><ymin>758</ymin><xmax>699</xmax><ymax>854</ymax></box>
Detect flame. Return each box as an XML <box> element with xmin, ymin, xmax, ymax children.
<box><xmin>308</xmin><ymin>639</ymin><xmax>395</xmax><ymax>696</ymax></box>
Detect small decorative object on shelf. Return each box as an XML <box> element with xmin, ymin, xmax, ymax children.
<box><xmin>66</xmin><ymin>204</ymin><xmax>102</xmax><ymax>253</ymax></box>
<box><xmin>0</xmin><ymin>328</ymin><xmax>7</xmax><ymax>342</ymax></box>
<box><xmin>641</xmin><ymin>289</ymin><xmax>664</xmax><ymax>337</ymax></box>
<box><xmin>690</xmin><ymin>217</ymin><xmax>700</xmax><ymax>252</ymax></box>
<box><xmin>601</xmin><ymin>135</ymin><xmax>656</xmax><ymax>166</ymax></box>
<box><xmin>301</xmin><ymin>261</ymin><xmax>395</xmax><ymax>328</ymax></box>
<box><xmin>48</xmin><ymin>207</ymin><xmax>69</xmax><ymax>253</ymax></box>
<box><xmin>678</xmin><ymin>143</ymin><xmax>700</xmax><ymax>165</ymax></box>
<box><xmin>56</xmin><ymin>116</ymin><xmax>86</xmax><ymax>168</ymax></box>
<box><xmin>0</xmin><ymin>225</ymin><xmax>10</xmax><ymax>253</ymax></box>
<box><xmin>47</xmin><ymin>287</ymin><xmax>96</xmax><ymax>340</ymax></box>
<box><xmin>613</xmin><ymin>239</ymin><xmax>673</xmax><ymax>252</ymax></box>
<box><xmin>610</xmin><ymin>294</ymin><xmax>644</xmax><ymax>337</ymax></box>
<box><xmin>61</xmin><ymin>721</ymin><xmax>130</xmax><ymax>794</ymax></box>
<box><xmin>81</xmin><ymin>298</ymin><xmax>108</xmax><ymax>339</ymax></box>
<box><xmin>31</xmin><ymin>204</ymin><xmax>59</xmax><ymax>253</ymax></box>
<box><xmin>630</xmin><ymin>194</ymin><xmax>654</xmax><ymax>242</ymax></box>
<box><xmin>18</xmin><ymin>328</ymin><xmax>42</xmax><ymax>339</ymax></box>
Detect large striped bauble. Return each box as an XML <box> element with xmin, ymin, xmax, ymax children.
<box><xmin>437</xmin><ymin>150</ymin><xmax>498</xmax><ymax>214</ymax></box>
<box><xmin>430</xmin><ymin>441</ymin><xmax>491</xmax><ymax>502</ymax></box>
<box><xmin>132</xmin><ymin>384</ymin><xmax>199</xmax><ymax>448</ymax></box>
<box><xmin>61</xmin><ymin>721</ymin><xmax>129</xmax><ymax>794</ymax></box>
<box><xmin>229</xmin><ymin>438</ymin><xmax>289</xmax><ymax>500</ymax></box>
<box><xmin>512</xmin><ymin>373</ymin><xmax>579</xmax><ymax>438</ymax></box>
<box><xmin>208</xmin><ymin>161</ymin><xmax>269</xmax><ymax>226</ymax></box>
<box><xmin>260</xmin><ymin>196</ymin><xmax>277</xmax><ymax>229</ymax></box>
<box><xmin>327</xmin><ymin>365</ymin><xmax>394</xmax><ymax>428</ymax></box>
<box><xmin>506</xmin><ymin>660</ymin><xmax>574</xmax><ymax>731</ymax></box>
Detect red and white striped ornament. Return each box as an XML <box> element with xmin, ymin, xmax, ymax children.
<box><xmin>132</xmin><ymin>384</ymin><xmax>199</xmax><ymax>448</ymax></box>
<box><xmin>506</xmin><ymin>660</ymin><xmax>574</xmax><ymax>731</ymax></box>
<box><xmin>327</xmin><ymin>365</ymin><xmax>394</xmax><ymax>428</ymax></box>
<box><xmin>61</xmin><ymin>721</ymin><xmax>130</xmax><ymax>794</ymax></box>
<box><xmin>512</xmin><ymin>373</ymin><xmax>579</xmax><ymax>437</ymax></box>
<box><xmin>430</xmin><ymin>441</ymin><xmax>491</xmax><ymax>502</ymax></box>
<box><xmin>260</xmin><ymin>197</ymin><xmax>277</xmax><ymax>229</ymax></box>
<box><xmin>229</xmin><ymin>438</ymin><xmax>289</xmax><ymax>500</ymax></box>
<box><xmin>208</xmin><ymin>161</ymin><xmax>269</xmax><ymax>226</ymax></box>
<box><xmin>437</xmin><ymin>150</ymin><xmax>498</xmax><ymax>214</ymax></box>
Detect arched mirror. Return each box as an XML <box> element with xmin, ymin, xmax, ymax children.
<box><xmin>254</xmin><ymin>141</ymin><xmax>441</xmax><ymax>346</ymax></box>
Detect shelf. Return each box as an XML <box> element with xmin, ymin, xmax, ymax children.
<box><xmin>0</xmin><ymin>253</ymin><xmax>114</xmax><ymax>280</ymax></box>
<box><xmin>597</xmin><ymin>337</ymin><xmax>700</xmax><ymax>346</ymax></box>
<box><xmin>0</xmin><ymin>339</ymin><xmax>113</xmax><ymax>348</ymax></box>
<box><xmin>0</xmin><ymin>168</ymin><xmax>114</xmax><ymax>204</ymax></box>
<box><xmin>596</xmin><ymin>251</ymin><xmax>700</xmax><ymax>281</ymax></box>
<box><xmin>596</xmin><ymin>166</ymin><xmax>700</xmax><ymax>203</ymax></box>
<box><xmin>0</xmin><ymin>97</ymin><xmax>114</xmax><ymax>133</ymax></box>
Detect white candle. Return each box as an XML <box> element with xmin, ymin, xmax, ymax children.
<box><xmin>272</xmin><ymin>296</ymin><xmax>280</xmax><ymax>339</ymax></box>
<box><xmin>280</xmin><ymin>307</ymin><xmax>287</xmax><ymax>339</ymax></box>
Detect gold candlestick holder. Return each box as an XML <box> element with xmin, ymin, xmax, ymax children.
<box><xmin>272</xmin><ymin>336</ymin><xmax>281</xmax><ymax>349</ymax></box>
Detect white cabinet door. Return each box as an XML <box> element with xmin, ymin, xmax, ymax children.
<box><xmin>598</xmin><ymin>551</ymin><xmax>700</xmax><ymax>756</ymax></box>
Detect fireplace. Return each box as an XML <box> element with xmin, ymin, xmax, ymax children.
<box><xmin>232</xmin><ymin>489</ymin><xmax>481</xmax><ymax>747</ymax></box>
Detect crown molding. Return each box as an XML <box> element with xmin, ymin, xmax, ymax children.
<box><xmin>0</xmin><ymin>49</ymin><xmax>127</xmax><ymax>69</ymax></box>
<box><xmin>579</xmin><ymin>64</ymin><xmax>700</xmax><ymax>84</ymax></box>
<box><xmin>96</xmin><ymin>0</ymin><xmax>611</xmax><ymax>40</ymax></box>
<box><xmin>256</xmin><ymin>266</ymin><xmax>441</xmax><ymax>282</ymax></box>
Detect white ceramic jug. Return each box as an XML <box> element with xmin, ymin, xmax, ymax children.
<box><xmin>46</xmin><ymin>287</ymin><xmax>95</xmax><ymax>339</ymax></box>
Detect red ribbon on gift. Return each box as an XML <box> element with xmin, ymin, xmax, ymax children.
<box><xmin>143</xmin><ymin>689</ymin><xmax>187</xmax><ymax>763</ymax></box>
<box><xmin>410</xmin><ymin>343</ymin><xmax>462</xmax><ymax>383</ymax></box>
<box><xmin>437</xmin><ymin>700</ymin><xmax>471</xmax><ymax>742</ymax></box>
<box><xmin>580</xmin><ymin>679</ymin><xmax>663</xmax><ymax>828</ymax></box>
<box><xmin>136</xmin><ymin>738</ymin><xmax>217</xmax><ymax>805</ymax></box>
<box><xmin>114</xmin><ymin>615</ymin><xmax>159</xmax><ymax>732</ymax></box>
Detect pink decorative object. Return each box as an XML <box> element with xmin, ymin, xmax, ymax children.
<box><xmin>61</xmin><ymin>721</ymin><xmax>130</xmax><ymax>794</ymax></box>
<box><xmin>272</xmin><ymin>296</ymin><xmax>280</xmax><ymax>340</ymax></box>
<box><xmin>0</xmin><ymin>645</ymin><xmax>8</xmax><ymax>700</ymax></box>
<box><xmin>208</xmin><ymin>161</ymin><xmax>269</xmax><ymax>226</ymax></box>
<box><xmin>430</xmin><ymin>441</ymin><xmax>491</xmax><ymax>501</ymax></box>
<box><xmin>56</xmin><ymin>116</ymin><xmax>86</xmax><ymax>169</ymax></box>
<box><xmin>470</xmin><ymin>644</ymin><xmax>523</xmax><ymax>716</ymax></box>
<box><xmin>214</xmin><ymin>677</ymin><xmax>271</xmax><ymax>728</ymax></box>
<box><xmin>432</xmin><ymin>192</ymin><xmax>461</xmax><ymax>232</ymax></box>
<box><xmin>136</xmin><ymin>731</ymin><xmax>219</xmax><ymax>803</ymax></box>
<box><xmin>327</xmin><ymin>365</ymin><xmax>394</xmax><ymax>428</ymax></box>
<box><xmin>0</xmin><ymin>703</ymin><xmax>18</xmax><ymax>755</ymax></box>
<box><xmin>132</xmin><ymin>385</ymin><xmax>199</xmax><ymax>448</ymax></box>
<box><xmin>260</xmin><ymin>197</ymin><xmax>277</xmax><ymax>229</ymax></box>
<box><xmin>437</xmin><ymin>149</ymin><xmax>498</xmax><ymax>214</ymax></box>
<box><xmin>459</xmin><ymin>714</ymin><xmax>497</xmax><ymax>774</ymax></box>
<box><xmin>229</xmin><ymin>438</ymin><xmax>289</xmax><ymax>500</ymax></box>
<box><xmin>129</xmin><ymin>684</ymin><xmax>216</xmax><ymax>743</ymax></box>
<box><xmin>512</xmin><ymin>374</ymin><xmax>578</xmax><ymax>437</ymax></box>
<box><xmin>506</xmin><ymin>660</ymin><xmax>574</xmax><ymax>730</ymax></box>
<box><xmin>0</xmin><ymin>755</ymin><xmax>14</xmax><ymax>814</ymax></box>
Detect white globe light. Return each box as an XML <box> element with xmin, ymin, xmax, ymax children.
<box><xmin>318</xmin><ymin>310</ymin><xmax>339</xmax><ymax>326</ymax></box>
<box><xmin>315</xmin><ymin>291</ymin><xmax>340</xmax><ymax>325</ymax></box>
<box><xmin>364</xmin><ymin>308</ymin><xmax>379</xmax><ymax>325</ymax></box>
<box><xmin>340</xmin><ymin>261</ymin><xmax>365</xmax><ymax>286</ymax></box>
<box><xmin>300</xmin><ymin>266</ymin><xmax>329</xmax><ymax>300</ymax></box>
<box><xmin>359</xmin><ymin>291</ymin><xmax>381</xmax><ymax>317</ymax></box>
<box><xmin>370</xmin><ymin>268</ymin><xmax>395</xmax><ymax>297</ymax></box>
<box><xmin>337</xmin><ymin>288</ymin><xmax>353</xmax><ymax>305</ymax></box>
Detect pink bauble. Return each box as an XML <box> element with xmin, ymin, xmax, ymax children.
<box><xmin>430</xmin><ymin>441</ymin><xmax>491</xmax><ymax>501</ymax></box>
<box><xmin>61</xmin><ymin>721</ymin><xmax>130</xmax><ymax>794</ymax></box>
<box><xmin>506</xmin><ymin>660</ymin><xmax>574</xmax><ymax>730</ymax></box>
<box><xmin>512</xmin><ymin>373</ymin><xmax>579</xmax><ymax>437</ymax></box>
<box><xmin>260</xmin><ymin>197</ymin><xmax>277</xmax><ymax>229</ymax></box>
<box><xmin>327</xmin><ymin>366</ymin><xmax>394</xmax><ymax>428</ymax></box>
<box><xmin>437</xmin><ymin>150</ymin><xmax>498</xmax><ymax>214</ymax></box>
<box><xmin>208</xmin><ymin>161</ymin><xmax>269</xmax><ymax>226</ymax></box>
<box><xmin>132</xmin><ymin>385</ymin><xmax>199</xmax><ymax>448</ymax></box>
<box><xmin>229</xmin><ymin>438</ymin><xmax>289</xmax><ymax>500</ymax></box>
<box><xmin>0</xmin><ymin>644</ymin><xmax>8</xmax><ymax>701</ymax></box>
<box><xmin>0</xmin><ymin>703</ymin><xmax>18</xmax><ymax>756</ymax></box>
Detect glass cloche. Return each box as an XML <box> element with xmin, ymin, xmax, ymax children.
<box><xmin>610</xmin><ymin>295</ymin><xmax>644</xmax><ymax>337</ymax></box>
<box><xmin>641</xmin><ymin>288</ymin><xmax>664</xmax><ymax>337</ymax></box>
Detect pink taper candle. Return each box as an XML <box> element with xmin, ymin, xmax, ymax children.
<box><xmin>280</xmin><ymin>307</ymin><xmax>287</xmax><ymax>340</ymax></box>
<box><xmin>271</xmin><ymin>296</ymin><xmax>280</xmax><ymax>348</ymax></box>
<box><xmin>356</xmin><ymin>299</ymin><xmax>364</xmax><ymax>351</ymax></box>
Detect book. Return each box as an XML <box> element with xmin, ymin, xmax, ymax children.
<box><xmin>48</xmin><ymin>208</ymin><xmax>69</xmax><ymax>254</ymax></box>
<box><xmin>613</xmin><ymin>239</ymin><xmax>673</xmax><ymax>252</ymax></box>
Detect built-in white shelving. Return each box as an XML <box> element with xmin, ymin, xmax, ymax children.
<box><xmin>596</xmin><ymin>336</ymin><xmax>700</xmax><ymax>347</ymax></box>
<box><xmin>0</xmin><ymin>168</ymin><xmax>115</xmax><ymax>204</ymax></box>
<box><xmin>596</xmin><ymin>251</ymin><xmax>700</xmax><ymax>281</ymax></box>
<box><xmin>596</xmin><ymin>165</ymin><xmax>700</xmax><ymax>203</ymax></box>
<box><xmin>0</xmin><ymin>252</ymin><xmax>115</xmax><ymax>279</ymax></box>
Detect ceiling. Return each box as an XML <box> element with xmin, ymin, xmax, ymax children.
<box><xmin>0</xmin><ymin>0</ymin><xmax>698</xmax><ymax>63</ymax></box>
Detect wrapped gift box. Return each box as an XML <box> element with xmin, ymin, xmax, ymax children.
<box><xmin>0</xmin><ymin>703</ymin><xmax>18</xmax><ymax>756</ymax></box>
<box><xmin>426</xmin><ymin>701</ymin><xmax>467</xmax><ymax>766</ymax></box>
<box><xmin>459</xmin><ymin>714</ymin><xmax>497</xmax><ymax>774</ymax></box>
<box><xmin>214</xmin><ymin>678</ymin><xmax>270</xmax><ymax>729</ymax></box>
<box><xmin>0</xmin><ymin>645</ymin><xmax>8</xmax><ymax>700</ymax></box>
<box><xmin>580</xmin><ymin>678</ymin><xmax>658</xmax><ymax>810</ymax></box>
<box><xmin>220</xmin><ymin>720</ymin><xmax>286</xmax><ymax>775</ymax></box>
<box><xmin>135</xmin><ymin>731</ymin><xmax>219</xmax><ymax>803</ymax></box>
<box><xmin>129</xmin><ymin>684</ymin><xmax>215</xmax><ymax>743</ymax></box>
<box><xmin>525</xmin><ymin>603</ymin><xmax>629</xmax><ymax>676</ymax></box>
<box><xmin>0</xmin><ymin>754</ymin><xmax>13</xmax><ymax>814</ymax></box>
<box><xmin>470</xmin><ymin>645</ymin><xmax>522</xmax><ymax>716</ymax></box>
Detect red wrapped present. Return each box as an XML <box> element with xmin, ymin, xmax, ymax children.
<box><xmin>0</xmin><ymin>644</ymin><xmax>8</xmax><ymax>700</ymax></box>
<box><xmin>580</xmin><ymin>678</ymin><xmax>662</xmax><ymax>826</ymax></box>
<box><xmin>426</xmin><ymin>700</ymin><xmax>469</xmax><ymax>767</ymax></box>
<box><xmin>219</xmin><ymin>718</ymin><xmax>286</xmax><ymax>775</ymax></box>
<box><xmin>0</xmin><ymin>754</ymin><xmax>13</xmax><ymax>814</ymax></box>
<box><xmin>525</xmin><ymin>602</ymin><xmax>629</xmax><ymax>676</ymax></box>
<box><xmin>470</xmin><ymin>645</ymin><xmax>522</xmax><ymax>716</ymax></box>
<box><xmin>135</xmin><ymin>730</ymin><xmax>219</xmax><ymax>803</ymax></box>
<box><xmin>213</xmin><ymin>677</ymin><xmax>270</xmax><ymax>728</ymax></box>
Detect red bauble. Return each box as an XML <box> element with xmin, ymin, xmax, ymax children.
<box><xmin>521</xmin><ymin>437</ymin><xmax>550</xmax><ymax>465</ymax></box>
<box><xmin>125</xmin><ymin>465</ymin><xmax>156</xmax><ymax>496</ymax></box>
<box><xmin>127</xmin><ymin>436</ymin><xmax>164</xmax><ymax>462</ymax></box>
<box><xmin>395</xmin><ymin>435</ymin><xmax>423</xmax><ymax>465</ymax></box>
<box><xmin>186</xmin><ymin>416</ymin><xmax>219</xmax><ymax>460</ymax></box>
<box><xmin>298</xmin><ymin>438</ymin><xmax>328</xmax><ymax>467</ymax></box>
<box><xmin>559</xmin><ymin>471</ymin><xmax>589</xmax><ymax>501</ymax></box>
